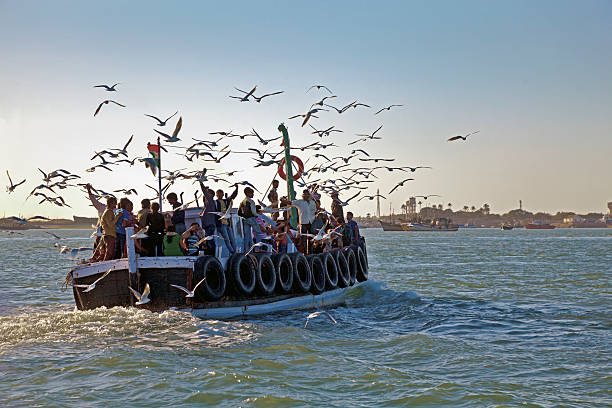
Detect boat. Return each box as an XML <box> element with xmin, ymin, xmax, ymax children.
<box><xmin>66</xmin><ymin>124</ymin><xmax>369</xmax><ymax>318</ymax></box>
<box><xmin>501</xmin><ymin>224</ymin><xmax>513</xmax><ymax>230</ymax></box>
<box><xmin>378</xmin><ymin>220</ymin><xmax>404</xmax><ymax>231</ymax></box>
<box><xmin>401</xmin><ymin>218</ymin><xmax>458</xmax><ymax>232</ymax></box>
<box><xmin>525</xmin><ymin>222</ymin><xmax>555</xmax><ymax>229</ymax></box>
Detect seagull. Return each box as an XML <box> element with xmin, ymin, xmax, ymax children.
<box><xmin>154</xmin><ymin>116</ymin><xmax>183</xmax><ymax>142</ymax></box>
<box><xmin>194</xmin><ymin>235</ymin><xmax>224</xmax><ymax>246</ymax></box>
<box><xmin>129</xmin><ymin>283</ymin><xmax>151</xmax><ymax>305</ymax></box>
<box><xmin>359</xmin><ymin>158</ymin><xmax>395</xmax><ymax>163</ymax></box>
<box><xmin>310</xmin><ymin>95</ymin><xmax>337</xmax><ymax>110</ymax></box>
<box><xmin>45</xmin><ymin>232</ymin><xmax>62</xmax><ymax>240</ymax></box>
<box><xmin>375</xmin><ymin>104</ymin><xmax>403</xmax><ymax>115</ymax></box>
<box><xmin>307</xmin><ymin>85</ymin><xmax>333</xmax><ymax>94</ymax></box>
<box><xmin>230</xmin><ymin>86</ymin><xmax>257</xmax><ymax>102</ymax></box>
<box><xmin>10</xmin><ymin>215</ymin><xmax>50</xmax><ymax>224</ymax></box>
<box><xmin>233</xmin><ymin>181</ymin><xmax>260</xmax><ymax>193</ymax></box>
<box><xmin>110</xmin><ymin>134</ymin><xmax>134</xmax><ymax>157</ymax></box>
<box><xmin>130</xmin><ymin>226</ymin><xmax>149</xmax><ymax>239</ymax></box>
<box><xmin>404</xmin><ymin>166</ymin><xmax>431</xmax><ymax>172</ymax></box>
<box><xmin>309</xmin><ymin>125</ymin><xmax>343</xmax><ymax>138</ymax></box>
<box><xmin>245</xmin><ymin>242</ymin><xmax>273</xmax><ymax>256</ymax></box>
<box><xmin>304</xmin><ymin>310</ymin><xmax>337</xmax><ymax>328</ymax></box>
<box><xmin>170</xmin><ymin>277</ymin><xmax>207</xmax><ymax>298</ymax></box>
<box><xmin>93</xmin><ymin>83</ymin><xmax>119</xmax><ymax>91</ymax></box>
<box><xmin>144</xmin><ymin>111</ymin><xmax>178</xmax><ymax>126</ymax></box>
<box><xmin>388</xmin><ymin>178</ymin><xmax>415</xmax><ymax>194</ymax></box>
<box><xmin>6</xmin><ymin>171</ymin><xmax>26</xmax><ymax>193</ymax></box>
<box><xmin>253</xmin><ymin>91</ymin><xmax>284</xmax><ymax>102</ymax></box>
<box><xmin>288</xmin><ymin>109</ymin><xmax>326</xmax><ymax>127</ymax></box>
<box><xmin>350</xmin><ymin>149</ymin><xmax>370</xmax><ymax>157</ymax></box>
<box><xmin>356</xmin><ymin>125</ymin><xmax>383</xmax><ymax>140</ymax></box>
<box><xmin>93</xmin><ymin>100</ymin><xmax>126</xmax><ymax>117</ymax></box>
<box><xmin>448</xmin><ymin>131</ymin><xmax>480</xmax><ymax>142</ymax></box>
<box><xmin>359</xmin><ymin>194</ymin><xmax>387</xmax><ymax>201</ymax></box>
<box><xmin>332</xmin><ymin>192</ymin><xmax>361</xmax><ymax>206</ymax></box>
<box><xmin>73</xmin><ymin>269</ymin><xmax>112</xmax><ymax>293</ymax></box>
<box><xmin>414</xmin><ymin>195</ymin><xmax>441</xmax><ymax>200</ymax></box>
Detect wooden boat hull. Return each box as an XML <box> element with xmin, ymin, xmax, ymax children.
<box><xmin>525</xmin><ymin>223</ymin><xmax>555</xmax><ymax>229</ymax></box>
<box><xmin>379</xmin><ymin>220</ymin><xmax>404</xmax><ymax>231</ymax></box>
<box><xmin>401</xmin><ymin>223</ymin><xmax>458</xmax><ymax>232</ymax></box>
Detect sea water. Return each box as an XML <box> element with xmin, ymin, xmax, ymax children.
<box><xmin>0</xmin><ymin>228</ymin><xmax>610</xmax><ymax>407</ymax></box>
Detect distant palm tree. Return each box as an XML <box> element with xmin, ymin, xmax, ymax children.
<box><xmin>471</xmin><ymin>206</ymin><xmax>476</xmax><ymax>212</ymax></box>
<box><xmin>483</xmin><ymin>203</ymin><xmax>490</xmax><ymax>215</ymax></box>
<box><xmin>437</xmin><ymin>204</ymin><xmax>443</xmax><ymax>210</ymax></box>
<box><xmin>463</xmin><ymin>206</ymin><xmax>469</xmax><ymax>212</ymax></box>
<box><xmin>418</xmin><ymin>201</ymin><xmax>422</xmax><ymax>211</ymax></box>
<box><xmin>448</xmin><ymin>203</ymin><xmax>452</xmax><ymax>211</ymax></box>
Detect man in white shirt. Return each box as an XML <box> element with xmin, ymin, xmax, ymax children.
<box><xmin>289</xmin><ymin>189</ymin><xmax>317</xmax><ymax>234</ymax></box>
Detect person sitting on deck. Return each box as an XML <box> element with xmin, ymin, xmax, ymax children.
<box><xmin>145</xmin><ymin>202</ymin><xmax>165</xmax><ymax>256</ymax></box>
<box><xmin>255</xmin><ymin>205</ymin><xmax>275</xmax><ymax>243</ymax></box>
<box><xmin>214</xmin><ymin>185</ymin><xmax>238</xmax><ymax>253</ymax></box>
<box><xmin>181</xmin><ymin>222</ymin><xmax>205</xmax><ymax>256</ymax></box>
<box><xmin>238</xmin><ymin>187</ymin><xmax>261</xmax><ymax>251</ymax></box>
<box><xmin>92</xmin><ymin>196</ymin><xmax>123</xmax><ymax>262</ymax></box>
<box><xmin>163</xmin><ymin>225</ymin><xmax>183</xmax><ymax>256</ymax></box>
<box><xmin>137</xmin><ymin>199</ymin><xmax>151</xmax><ymax>229</ymax></box>
<box><xmin>167</xmin><ymin>192</ymin><xmax>186</xmax><ymax>235</ymax></box>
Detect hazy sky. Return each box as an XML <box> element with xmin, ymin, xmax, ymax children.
<box><xmin>1</xmin><ymin>1</ymin><xmax>611</xmax><ymax>218</ymax></box>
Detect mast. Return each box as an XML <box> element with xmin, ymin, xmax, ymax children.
<box><xmin>278</xmin><ymin>123</ymin><xmax>298</xmax><ymax>229</ymax></box>
<box><xmin>157</xmin><ymin>136</ymin><xmax>163</xmax><ymax>211</ymax></box>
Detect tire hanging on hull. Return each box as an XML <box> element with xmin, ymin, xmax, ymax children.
<box><xmin>307</xmin><ymin>254</ymin><xmax>326</xmax><ymax>295</ymax></box>
<box><xmin>271</xmin><ymin>253</ymin><xmax>293</xmax><ymax>294</ymax></box>
<box><xmin>227</xmin><ymin>253</ymin><xmax>256</xmax><ymax>297</ymax></box>
<box><xmin>193</xmin><ymin>256</ymin><xmax>226</xmax><ymax>301</ymax></box>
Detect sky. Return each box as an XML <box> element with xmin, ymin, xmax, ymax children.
<box><xmin>1</xmin><ymin>0</ymin><xmax>611</xmax><ymax>219</ymax></box>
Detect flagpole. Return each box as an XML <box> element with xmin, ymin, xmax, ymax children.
<box><xmin>157</xmin><ymin>136</ymin><xmax>163</xmax><ymax>212</ymax></box>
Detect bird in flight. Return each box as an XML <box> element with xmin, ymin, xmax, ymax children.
<box><xmin>144</xmin><ymin>111</ymin><xmax>178</xmax><ymax>126</ymax></box>
<box><xmin>93</xmin><ymin>100</ymin><xmax>126</xmax><ymax>117</ymax></box>
<box><xmin>331</xmin><ymin>191</ymin><xmax>361</xmax><ymax>206</ymax></box>
<box><xmin>448</xmin><ymin>131</ymin><xmax>480</xmax><ymax>142</ymax></box>
<box><xmin>230</xmin><ymin>86</ymin><xmax>257</xmax><ymax>102</ymax></box>
<box><xmin>359</xmin><ymin>194</ymin><xmax>387</xmax><ymax>201</ymax></box>
<box><xmin>93</xmin><ymin>83</ymin><xmax>119</xmax><ymax>91</ymax></box>
<box><xmin>10</xmin><ymin>215</ymin><xmax>50</xmax><ymax>224</ymax></box>
<box><xmin>289</xmin><ymin>108</ymin><xmax>327</xmax><ymax>127</ymax></box>
<box><xmin>253</xmin><ymin>91</ymin><xmax>284</xmax><ymax>103</ymax></box>
<box><xmin>414</xmin><ymin>194</ymin><xmax>441</xmax><ymax>200</ymax></box>
<box><xmin>304</xmin><ymin>310</ymin><xmax>337</xmax><ymax>328</ymax></box>
<box><xmin>154</xmin><ymin>116</ymin><xmax>183</xmax><ymax>142</ymax></box>
<box><xmin>6</xmin><ymin>171</ymin><xmax>26</xmax><ymax>193</ymax></box>
<box><xmin>170</xmin><ymin>277</ymin><xmax>208</xmax><ymax>298</ymax></box>
<box><xmin>307</xmin><ymin>85</ymin><xmax>332</xmax><ymax>94</ymax></box>
<box><xmin>110</xmin><ymin>134</ymin><xmax>134</xmax><ymax>157</ymax></box>
<box><xmin>375</xmin><ymin>104</ymin><xmax>403</xmax><ymax>115</ymax></box>
<box><xmin>129</xmin><ymin>283</ymin><xmax>151</xmax><ymax>305</ymax></box>
<box><xmin>404</xmin><ymin>166</ymin><xmax>431</xmax><ymax>172</ymax></box>
<box><xmin>388</xmin><ymin>178</ymin><xmax>415</xmax><ymax>194</ymax></box>
<box><xmin>73</xmin><ymin>269</ymin><xmax>113</xmax><ymax>293</ymax></box>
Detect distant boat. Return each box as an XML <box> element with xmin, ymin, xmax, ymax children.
<box><xmin>379</xmin><ymin>220</ymin><xmax>404</xmax><ymax>231</ymax></box>
<box><xmin>525</xmin><ymin>222</ymin><xmax>555</xmax><ymax>230</ymax></box>
<box><xmin>401</xmin><ymin>218</ymin><xmax>458</xmax><ymax>232</ymax></box>
<box><xmin>501</xmin><ymin>224</ymin><xmax>513</xmax><ymax>230</ymax></box>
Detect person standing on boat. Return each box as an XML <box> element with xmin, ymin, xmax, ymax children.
<box><xmin>330</xmin><ymin>191</ymin><xmax>344</xmax><ymax>222</ymax></box>
<box><xmin>166</xmin><ymin>193</ymin><xmax>186</xmax><ymax>235</ymax></box>
<box><xmin>268</xmin><ymin>179</ymin><xmax>280</xmax><ymax>221</ymax></box>
<box><xmin>137</xmin><ymin>199</ymin><xmax>151</xmax><ymax>229</ymax></box>
<box><xmin>214</xmin><ymin>185</ymin><xmax>238</xmax><ymax>253</ymax></box>
<box><xmin>93</xmin><ymin>196</ymin><xmax>123</xmax><ymax>262</ymax></box>
<box><xmin>289</xmin><ymin>189</ymin><xmax>317</xmax><ymax>254</ymax></box>
<box><xmin>346</xmin><ymin>211</ymin><xmax>360</xmax><ymax>245</ymax></box>
<box><xmin>145</xmin><ymin>202</ymin><xmax>165</xmax><ymax>256</ymax></box>
<box><xmin>85</xmin><ymin>184</ymin><xmax>106</xmax><ymax>257</ymax></box>
<box><xmin>198</xmin><ymin>182</ymin><xmax>217</xmax><ymax>253</ymax></box>
<box><xmin>239</xmin><ymin>187</ymin><xmax>261</xmax><ymax>251</ymax></box>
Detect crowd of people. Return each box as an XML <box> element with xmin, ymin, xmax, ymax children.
<box><xmin>87</xmin><ymin>179</ymin><xmax>361</xmax><ymax>262</ymax></box>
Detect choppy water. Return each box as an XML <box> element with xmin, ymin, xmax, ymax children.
<box><xmin>0</xmin><ymin>228</ymin><xmax>610</xmax><ymax>407</ymax></box>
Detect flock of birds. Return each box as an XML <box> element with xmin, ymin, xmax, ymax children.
<box><xmin>5</xmin><ymin>81</ymin><xmax>479</xmax><ymax>216</ymax></box>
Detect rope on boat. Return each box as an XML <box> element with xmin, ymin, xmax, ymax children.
<box><xmin>61</xmin><ymin>271</ymin><xmax>73</xmax><ymax>291</ymax></box>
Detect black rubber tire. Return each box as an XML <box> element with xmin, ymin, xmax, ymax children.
<box><xmin>288</xmin><ymin>253</ymin><xmax>311</xmax><ymax>293</ymax></box>
<box><xmin>333</xmin><ymin>249</ymin><xmax>350</xmax><ymax>288</ymax></box>
<box><xmin>193</xmin><ymin>256</ymin><xmax>226</xmax><ymax>301</ymax></box>
<box><xmin>251</xmin><ymin>253</ymin><xmax>276</xmax><ymax>296</ymax></box>
<box><xmin>343</xmin><ymin>247</ymin><xmax>358</xmax><ymax>286</ymax></box>
<box><xmin>320</xmin><ymin>252</ymin><xmax>338</xmax><ymax>290</ymax></box>
<box><xmin>226</xmin><ymin>253</ymin><xmax>256</xmax><ymax>296</ymax></box>
<box><xmin>271</xmin><ymin>253</ymin><xmax>293</xmax><ymax>294</ymax></box>
<box><xmin>307</xmin><ymin>254</ymin><xmax>326</xmax><ymax>295</ymax></box>
<box><xmin>356</xmin><ymin>246</ymin><xmax>368</xmax><ymax>282</ymax></box>
<box><xmin>360</xmin><ymin>238</ymin><xmax>368</xmax><ymax>264</ymax></box>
